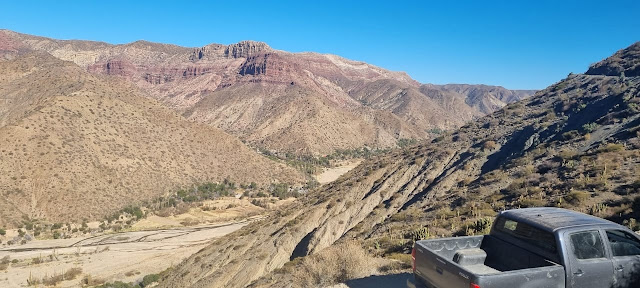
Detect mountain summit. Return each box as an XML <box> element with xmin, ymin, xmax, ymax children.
<box><xmin>1</xmin><ymin>30</ymin><xmax>535</xmax><ymax>155</ymax></box>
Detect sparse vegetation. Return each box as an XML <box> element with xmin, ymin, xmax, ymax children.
<box><xmin>289</xmin><ymin>241</ymin><xmax>373</xmax><ymax>287</ymax></box>
<box><xmin>256</xmin><ymin>146</ymin><xmax>388</xmax><ymax>181</ymax></box>
<box><xmin>91</xmin><ymin>273</ymin><xmax>161</xmax><ymax>288</ymax></box>
<box><xmin>582</xmin><ymin>122</ymin><xmax>599</xmax><ymax>133</ymax></box>
<box><xmin>397</xmin><ymin>138</ymin><xmax>417</xmax><ymax>148</ymax></box>
<box><xmin>482</xmin><ymin>140</ymin><xmax>498</xmax><ymax>151</ymax></box>
<box><xmin>0</xmin><ymin>256</ymin><xmax>9</xmax><ymax>271</ymax></box>
<box><xmin>80</xmin><ymin>275</ymin><xmax>106</xmax><ymax>286</ymax></box>
<box><xmin>27</xmin><ymin>267</ymin><xmax>82</xmax><ymax>286</ymax></box>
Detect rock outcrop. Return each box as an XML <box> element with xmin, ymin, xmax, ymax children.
<box><xmin>92</xmin><ymin>59</ymin><xmax>135</xmax><ymax>77</ymax></box>
<box><xmin>224</xmin><ymin>40</ymin><xmax>271</xmax><ymax>58</ymax></box>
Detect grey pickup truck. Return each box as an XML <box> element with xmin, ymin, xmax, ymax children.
<box><xmin>408</xmin><ymin>207</ymin><xmax>640</xmax><ymax>288</ymax></box>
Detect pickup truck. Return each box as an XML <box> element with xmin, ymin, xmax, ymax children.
<box><xmin>408</xmin><ymin>207</ymin><xmax>640</xmax><ymax>288</ymax></box>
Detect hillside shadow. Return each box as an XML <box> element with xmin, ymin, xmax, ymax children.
<box><xmin>341</xmin><ymin>273</ymin><xmax>412</xmax><ymax>288</ymax></box>
<box><xmin>481</xmin><ymin>125</ymin><xmax>535</xmax><ymax>174</ymax></box>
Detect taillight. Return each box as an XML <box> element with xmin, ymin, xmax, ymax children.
<box><xmin>411</xmin><ymin>247</ymin><xmax>416</xmax><ymax>272</ymax></box>
<box><xmin>470</xmin><ymin>283</ymin><xmax>481</xmax><ymax>288</ymax></box>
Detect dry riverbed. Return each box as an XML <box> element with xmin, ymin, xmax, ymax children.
<box><xmin>0</xmin><ymin>219</ymin><xmax>254</xmax><ymax>287</ymax></box>
<box><xmin>315</xmin><ymin>160</ymin><xmax>362</xmax><ymax>184</ymax></box>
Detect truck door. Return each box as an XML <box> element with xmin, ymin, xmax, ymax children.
<box><xmin>604</xmin><ymin>229</ymin><xmax>640</xmax><ymax>288</ymax></box>
<box><xmin>566</xmin><ymin>230</ymin><xmax>614</xmax><ymax>288</ymax></box>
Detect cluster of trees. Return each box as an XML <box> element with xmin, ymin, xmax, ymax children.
<box><xmin>176</xmin><ymin>179</ymin><xmax>237</xmax><ymax>203</ymax></box>
<box><xmin>258</xmin><ymin>146</ymin><xmax>389</xmax><ymax>176</ymax></box>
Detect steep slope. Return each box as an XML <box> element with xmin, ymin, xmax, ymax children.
<box><xmin>0</xmin><ymin>52</ymin><xmax>304</xmax><ymax>228</ymax></box>
<box><xmin>158</xmin><ymin>43</ymin><xmax>640</xmax><ymax>288</ymax></box>
<box><xmin>587</xmin><ymin>42</ymin><xmax>640</xmax><ymax>77</ymax></box>
<box><xmin>1</xmin><ymin>30</ymin><xmax>535</xmax><ymax>155</ymax></box>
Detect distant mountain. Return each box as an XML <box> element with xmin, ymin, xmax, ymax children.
<box><xmin>0</xmin><ymin>51</ymin><xmax>303</xmax><ymax>227</ymax></box>
<box><xmin>157</xmin><ymin>42</ymin><xmax>640</xmax><ymax>288</ymax></box>
<box><xmin>1</xmin><ymin>30</ymin><xmax>535</xmax><ymax>155</ymax></box>
<box><xmin>431</xmin><ymin>84</ymin><xmax>535</xmax><ymax>114</ymax></box>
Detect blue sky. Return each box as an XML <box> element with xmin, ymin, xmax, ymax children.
<box><xmin>1</xmin><ymin>1</ymin><xmax>639</xmax><ymax>90</ymax></box>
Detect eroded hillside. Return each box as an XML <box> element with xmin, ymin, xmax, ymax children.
<box><xmin>158</xmin><ymin>42</ymin><xmax>640</xmax><ymax>288</ymax></box>
<box><xmin>0</xmin><ymin>52</ymin><xmax>304</xmax><ymax>227</ymax></box>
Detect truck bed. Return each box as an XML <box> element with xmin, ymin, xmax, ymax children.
<box><xmin>414</xmin><ymin>235</ymin><xmax>565</xmax><ymax>288</ymax></box>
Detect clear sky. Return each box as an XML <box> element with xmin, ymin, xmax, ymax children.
<box><xmin>1</xmin><ymin>0</ymin><xmax>639</xmax><ymax>90</ymax></box>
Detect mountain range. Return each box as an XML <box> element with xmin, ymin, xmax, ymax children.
<box><xmin>0</xmin><ymin>29</ymin><xmax>540</xmax><ymax>227</ymax></box>
<box><xmin>1</xmin><ymin>30</ymin><xmax>535</xmax><ymax>155</ymax></box>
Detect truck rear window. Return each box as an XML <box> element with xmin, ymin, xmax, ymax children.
<box><xmin>494</xmin><ymin>216</ymin><xmax>557</xmax><ymax>253</ymax></box>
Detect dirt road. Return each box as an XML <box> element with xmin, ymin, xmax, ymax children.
<box><xmin>0</xmin><ymin>219</ymin><xmax>252</xmax><ymax>287</ymax></box>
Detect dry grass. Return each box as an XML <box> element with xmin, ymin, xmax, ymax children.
<box><xmin>291</xmin><ymin>241</ymin><xmax>374</xmax><ymax>287</ymax></box>
<box><xmin>0</xmin><ymin>255</ymin><xmax>9</xmax><ymax>271</ymax></box>
<box><xmin>80</xmin><ymin>275</ymin><xmax>106</xmax><ymax>286</ymax></box>
<box><xmin>30</xmin><ymin>267</ymin><xmax>83</xmax><ymax>286</ymax></box>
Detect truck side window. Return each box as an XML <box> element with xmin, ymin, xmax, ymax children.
<box><xmin>606</xmin><ymin>230</ymin><xmax>640</xmax><ymax>257</ymax></box>
<box><xmin>570</xmin><ymin>231</ymin><xmax>605</xmax><ymax>260</ymax></box>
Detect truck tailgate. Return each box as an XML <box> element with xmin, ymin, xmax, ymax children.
<box><xmin>413</xmin><ymin>237</ymin><xmax>565</xmax><ymax>288</ymax></box>
<box><xmin>414</xmin><ymin>237</ymin><xmax>485</xmax><ymax>288</ymax></box>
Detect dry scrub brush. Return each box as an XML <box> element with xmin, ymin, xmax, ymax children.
<box><xmin>291</xmin><ymin>241</ymin><xmax>375</xmax><ymax>287</ymax></box>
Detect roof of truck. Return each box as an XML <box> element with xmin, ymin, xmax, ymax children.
<box><xmin>499</xmin><ymin>207</ymin><xmax>618</xmax><ymax>232</ymax></box>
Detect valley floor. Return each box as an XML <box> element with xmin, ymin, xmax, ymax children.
<box><xmin>0</xmin><ymin>219</ymin><xmax>253</xmax><ymax>287</ymax></box>
<box><xmin>314</xmin><ymin>160</ymin><xmax>362</xmax><ymax>184</ymax></box>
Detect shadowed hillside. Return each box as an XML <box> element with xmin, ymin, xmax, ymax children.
<box><xmin>157</xmin><ymin>42</ymin><xmax>640</xmax><ymax>288</ymax></box>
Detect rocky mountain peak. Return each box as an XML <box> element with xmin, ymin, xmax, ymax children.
<box><xmin>189</xmin><ymin>40</ymin><xmax>271</xmax><ymax>61</ymax></box>
<box><xmin>224</xmin><ymin>40</ymin><xmax>271</xmax><ymax>58</ymax></box>
<box><xmin>586</xmin><ymin>42</ymin><xmax>640</xmax><ymax>77</ymax></box>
